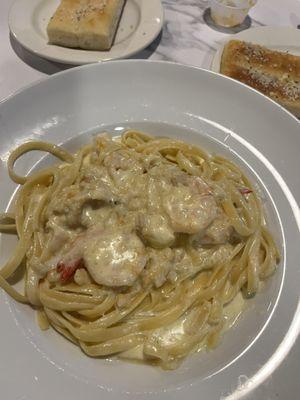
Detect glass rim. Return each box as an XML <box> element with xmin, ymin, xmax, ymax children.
<box><xmin>210</xmin><ymin>0</ymin><xmax>257</xmax><ymax>10</ymax></box>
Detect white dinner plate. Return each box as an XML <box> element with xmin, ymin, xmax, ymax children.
<box><xmin>8</xmin><ymin>0</ymin><xmax>164</xmax><ymax>65</ymax></box>
<box><xmin>211</xmin><ymin>26</ymin><xmax>300</xmax><ymax>72</ymax></box>
<box><xmin>0</xmin><ymin>61</ymin><xmax>299</xmax><ymax>399</ymax></box>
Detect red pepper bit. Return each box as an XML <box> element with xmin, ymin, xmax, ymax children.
<box><xmin>57</xmin><ymin>259</ymin><xmax>83</xmax><ymax>283</ymax></box>
<box><xmin>239</xmin><ymin>188</ymin><xmax>253</xmax><ymax>195</ymax></box>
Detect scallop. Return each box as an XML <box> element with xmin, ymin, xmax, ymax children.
<box><xmin>138</xmin><ymin>214</ymin><xmax>175</xmax><ymax>248</ymax></box>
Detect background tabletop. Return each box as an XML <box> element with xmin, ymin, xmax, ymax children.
<box><xmin>2</xmin><ymin>0</ymin><xmax>300</xmax><ymax>100</ymax></box>
<box><xmin>0</xmin><ymin>0</ymin><xmax>300</xmax><ymax>399</ymax></box>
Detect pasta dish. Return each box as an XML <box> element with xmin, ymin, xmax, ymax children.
<box><xmin>0</xmin><ymin>130</ymin><xmax>279</xmax><ymax>369</ymax></box>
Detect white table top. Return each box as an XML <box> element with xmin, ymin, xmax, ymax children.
<box><xmin>0</xmin><ymin>0</ymin><xmax>300</xmax><ymax>398</ymax></box>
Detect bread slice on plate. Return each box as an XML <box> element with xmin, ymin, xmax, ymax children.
<box><xmin>47</xmin><ymin>0</ymin><xmax>126</xmax><ymax>51</ymax></box>
<box><xmin>220</xmin><ymin>40</ymin><xmax>300</xmax><ymax>118</ymax></box>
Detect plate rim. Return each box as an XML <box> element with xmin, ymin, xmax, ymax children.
<box><xmin>8</xmin><ymin>0</ymin><xmax>164</xmax><ymax>65</ymax></box>
<box><xmin>2</xmin><ymin>58</ymin><xmax>300</xmax><ymax>126</ymax></box>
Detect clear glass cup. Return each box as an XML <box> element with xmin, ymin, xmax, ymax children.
<box><xmin>210</xmin><ymin>0</ymin><xmax>257</xmax><ymax>28</ymax></box>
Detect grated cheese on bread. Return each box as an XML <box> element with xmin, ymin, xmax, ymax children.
<box><xmin>220</xmin><ymin>40</ymin><xmax>300</xmax><ymax>118</ymax></box>
<box><xmin>47</xmin><ymin>0</ymin><xmax>126</xmax><ymax>51</ymax></box>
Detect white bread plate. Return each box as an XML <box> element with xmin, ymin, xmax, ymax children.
<box><xmin>8</xmin><ymin>0</ymin><xmax>164</xmax><ymax>65</ymax></box>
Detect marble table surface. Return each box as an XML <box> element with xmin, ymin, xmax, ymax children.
<box><xmin>0</xmin><ymin>0</ymin><xmax>300</xmax><ymax>399</ymax></box>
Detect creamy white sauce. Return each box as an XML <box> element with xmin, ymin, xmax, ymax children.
<box><xmin>119</xmin><ymin>292</ymin><xmax>245</xmax><ymax>363</ymax></box>
<box><xmin>39</xmin><ymin>135</ymin><xmax>230</xmax><ymax>289</ymax></box>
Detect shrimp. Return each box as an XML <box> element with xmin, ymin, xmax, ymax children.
<box><xmin>83</xmin><ymin>229</ymin><xmax>147</xmax><ymax>287</ymax></box>
<box><xmin>162</xmin><ymin>186</ymin><xmax>218</xmax><ymax>234</ymax></box>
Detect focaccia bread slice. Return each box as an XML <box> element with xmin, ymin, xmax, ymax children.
<box><xmin>220</xmin><ymin>40</ymin><xmax>300</xmax><ymax>117</ymax></box>
<box><xmin>47</xmin><ymin>0</ymin><xmax>126</xmax><ymax>50</ymax></box>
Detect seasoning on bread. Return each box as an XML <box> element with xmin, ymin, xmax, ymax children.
<box><xmin>47</xmin><ymin>0</ymin><xmax>126</xmax><ymax>51</ymax></box>
<box><xmin>220</xmin><ymin>40</ymin><xmax>300</xmax><ymax>117</ymax></box>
